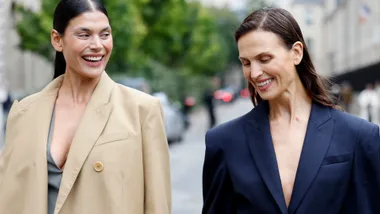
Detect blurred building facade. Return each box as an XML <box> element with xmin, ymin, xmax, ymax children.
<box><xmin>323</xmin><ymin>0</ymin><xmax>380</xmax><ymax>90</ymax></box>
<box><xmin>289</xmin><ymin>0</ymin><xmax>325</xmax><ymax>76</ymax></box>
<box><xmin>4</xmin><ymin>0</ymin><xmax>52</xmax><ymax>97</ymax></box>
<box><xmin>324</xmin><ymin>0</ymin><xmax>380</xmax><ymax>75</ymax></box>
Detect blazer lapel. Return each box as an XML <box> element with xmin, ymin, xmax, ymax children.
<box><xmin>288</xmin><ymin>103</ymin><xmax>334</xmax><ymax>214</ymax></box>
<box><xmin>245</xmin><ymin>102</ymin><xmax>288</xmax><ymax>214</ymax></box>
<box><xmin>55</xmin><ymin>72</ymin><xmax>115</xmax><ymax>213</ymax></box>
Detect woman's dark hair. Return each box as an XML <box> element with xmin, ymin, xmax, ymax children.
<box><xmin>235</xmin><ymin>7</ymin><xmax>335</xmax><ymax>108</ymax></box>
<box><xmin>52</xmin><ymin>0</ymin><xmax>109</xmax><ymax>79</ymax></box>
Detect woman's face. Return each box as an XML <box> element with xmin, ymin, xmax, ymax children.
<box><xmin>52</xmin><ymin>11</ymin><xmax>113</xmax><ymax>79</ymax></box>
<box><xmin>237</xmin><ymin>30</ymin><xmax>302</xmax><ymax>101</ymax></box>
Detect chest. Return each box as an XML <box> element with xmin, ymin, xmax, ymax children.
<box><xmin>270</xmin><ymin>121</ymin><xmax>308</xmax><ymax>205</ymax></box>
<box><xmin>271</xmin><ymin>124</ymin><xmax>307</xmax><ymax>169</ymax></box>
<box><xmin>50</xmin><ymin>105</ymin><xmax>86</xmax><ymax>169</ymax></box>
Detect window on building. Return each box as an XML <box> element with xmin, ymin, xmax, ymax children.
<box><xmin>306</xmin><ymin>38</ymin><xmax>313</xmax><ymax>56</ymax></box>
<box><xmin>305</xmin><ymin>8</ymin><xmax>313</xmax><ymax>26</ymax></box>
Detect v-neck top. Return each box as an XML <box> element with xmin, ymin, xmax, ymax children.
<box><xmin>47</xmin><ymin>107</ymin><xmax>63</xmax><ymax>214</ymax></box>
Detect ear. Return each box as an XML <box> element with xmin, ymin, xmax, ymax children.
<box><xmin>291</xmin><ymin>41</ymin><xmax>303</xmax><ymax>65</ymax></box>
<box><xmin>51</xmin><ymin>29</ymin><xmax>63</xmax><ymax>52</ymax></box>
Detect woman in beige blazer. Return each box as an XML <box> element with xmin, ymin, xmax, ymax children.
<box><xmin>0</xmin><ymin>1</ymin><xmax>171</xmax><ymax>214</ymax></box>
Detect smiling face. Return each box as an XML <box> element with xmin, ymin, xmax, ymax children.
<box><xmin>51</xmin><ymin>11</ymin><xmax>113</xmax><ymax>79</ymax></box>
<box><xmin>237</xmin><ymin>30</ymin><xmax>303</xmax><ymax>101</ymax></box>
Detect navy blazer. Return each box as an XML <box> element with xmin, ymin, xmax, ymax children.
<box><xmin>202</xmin><ymin>101</ymin><xmax>380</xmax><ymax>214</ymax></box>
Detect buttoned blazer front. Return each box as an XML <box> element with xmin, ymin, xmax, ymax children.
<box><xmin>0</xmin><ymin>72</ymin><xmax>171</xmax><ymax>214</ymax></box>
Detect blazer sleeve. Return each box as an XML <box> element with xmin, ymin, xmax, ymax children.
<box><xmin>202</xmin><ymin>130</ymin><xmax>235</xmax><ymax>214</ymax></box>
<box><xmin>142</xmin><ymin>99</ymin><xmax>172</xmax><ymax>214</ymax></box>
<box><xmin>0</xmin><ymin>101</ymin><xmax>21</xmax><ymax>187</ymax></box>
<box><xmin>353</xmin><ymin>123</ymin><xmax>380</xmax><ymax>212</ymax></box>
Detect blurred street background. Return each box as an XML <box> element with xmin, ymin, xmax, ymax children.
<box><xmin>0</xmin><ymin>0</ymin><xmax>380</xmax><ymax>213</ymax></box>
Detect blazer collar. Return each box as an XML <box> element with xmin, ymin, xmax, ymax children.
<box><xmin>245</xmin><ymin>101</ymin><xmax>334</xmax><ymax>214</ymax></box>
<box><xmin>16</xmin><ymin>71</ymin><xmax>114</xmax><ymax>112</ymax></box>
<box><xmin>245</xmin><ymin>101</ymin><xmax>332</xmax><ymax>129</ymax></box>
<box><xmin>53</xmin><ymin>72</ymin><xmax>115</xmax><ymax>213</ymax></box>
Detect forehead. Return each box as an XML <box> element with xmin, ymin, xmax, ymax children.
<box><xmin>66</xmin><ymin>11</ymin><xmax>110</xmax><ymax>31</ymax></box>
<box><xmin>237</xmin><ymin>30</ymin><xmax>285</xmax><ymax>58</ymax></box>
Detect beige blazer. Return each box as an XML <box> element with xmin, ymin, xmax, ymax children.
<box><xmin>0</xmin><ymin>72</ymin><xmax>171</xmax><ymax>214</ymax></box>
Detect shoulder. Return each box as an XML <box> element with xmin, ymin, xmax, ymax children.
<box><xmin>112</xmin><ymin>83</ymin><xmax>160</xmax><ymax>114</ymax></box>
<box><xmin>330</xmin><ymin>107</ymin><xmax>375</xmax><ymax>133</ymax></box>
<box><xmin>330</xmin><ymin>107</ymin><xmax>379</xmax><ymax>142</ymax></box>
<box><xmin>206</xmin><ymin>112</ymin><xmax>249</xmax><ymax>148</ymax></box>
<box><xmin>114</xmin><ymin>83</ymin><xmax>159</xmax><ymax>104</ymax></box>
<box><xmin>14</xmin><ymin>91</ymin><xmax>47</xmax><ymax>111</ymax></box>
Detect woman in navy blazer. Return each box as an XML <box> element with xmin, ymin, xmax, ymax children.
<box><xmin>202</xmin><ymin>7</ymin><xmax>380</xmax><ymax>214</ymax></box>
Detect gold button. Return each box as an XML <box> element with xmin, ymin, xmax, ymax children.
<box><xmin>93</xmin><ymin>161</ymin><xmax>104</xmax><ymax>172</ymax></box>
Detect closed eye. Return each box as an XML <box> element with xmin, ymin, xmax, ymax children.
<box><xmin>240</xmin><ymin>60</ymin><xmax>250</xmax><ymax>67</ymax></box>
<box><xmin>260</xmin><ymin>58</ymin><xmax>271</xmax><ymax>63</ymax></box>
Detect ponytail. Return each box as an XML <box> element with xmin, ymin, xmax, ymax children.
<box><xmin>53</xmin><ymin>51</ymin><xmax>66</xmax><ymax>79</ymax></box>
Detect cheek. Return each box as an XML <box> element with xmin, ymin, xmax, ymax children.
<box><xmin>63</xmin><ymin>43</ymin><xmax>85</xmax><ymax>59</ymax></box>
<box><xmin>242</xmin><ymin>67</ymin><xmax>249</xmax><ymax>78</ymax></box>
<box><xmin>105</xmin><ymin>39</ymin><xmax>113</xmax><ymax>52</ymax></box>
<box><xmin>242</xmin><ymin>67</ymin><xmax>253</xmax><ymax>82</ymax></box>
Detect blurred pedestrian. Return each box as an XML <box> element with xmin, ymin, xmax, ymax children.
<box><xmin>0</xmin><ymin>1</ymin><xmax>171</xmax><ymax>214</ymax></box>
<box><xmin>340</xmin><ymin>81</ymin><xmax>353</xmax><ymax>112</ymax></box>
<box><xmin>202</xmin><ymin>7</ymin><xmax>380</xmax><ymax>214</ymax></box>
<box><xmin>0</xmin><ymin>74</ymin><xmax>7</xmax><ymax>145</ymax></box>
<box><xmin>203</xmin><ymin>77</ymin><xmax>220</xmax><ymax>129</ymax></box>
<box><xmin>358</xmin><ymin>83</ymin><xmax>379</xmax><ymax>124</ymax></box>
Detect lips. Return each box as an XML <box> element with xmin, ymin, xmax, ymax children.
<box><xmin>82</xmin><ymin>56</ymin><xmax>104</xmax><ymax>62</ymax></box>
<box><xmin>257</xmin><ymin>78</ymin><xmax>274</xmax><ymax>87</ymax></box>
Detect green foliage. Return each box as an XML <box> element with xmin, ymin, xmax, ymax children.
<box><xmin>208</xmin><ymin>6</ymin><xmax>241</xmax><ymax>67</ymax></box>
<box><xmin>14</xmin><ymin>0</ymin><xmax>243</xmax><ymax>102</ymax></box>
<box><xmin>15</xmin><ymin>4</ymin><xmax>53</xmax><ymax>60</ymax></box>
<box><xmin>105</xmin><ymin>0</ymin><xmax>148</xmax><ymax>72</ymax></box>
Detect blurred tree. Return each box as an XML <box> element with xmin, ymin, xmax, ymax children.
<box><xmin>15</xmin><ymin>0</ymin><xmax>148</xmax><ymax>74</ymax></box>
<box><xmin>209</xmin><ymin>6</ymin><xmax>241</xmax><ymax>66</ymax></box>
<box><xmin>14</xmin><ymin>0</ymin><xmax>239</xmax><ymax>103</ymax></box>
<box><xmin>141</xmin><ymin>0</ymin><xmax>228</xmax><ymax>76</ymax></box>
<box><xmin>182</xmin><ymin>2</ymin><xmax>228</xmax><ymax>75</ymax></box>
<box><xmin>15</xmin><ymin>0</ymin><xmax>228</xmax><ymax>76</ymax></box>
<box><xmin>105</xmin><ymin>0</ymin><xmax>148</xmax><ymax>73</ymax></box>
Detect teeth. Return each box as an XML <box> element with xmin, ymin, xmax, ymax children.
<box><xmin>257</xmin><ymin>79</ymin><xmax>273</xmax><ymax>87</ymax></box>
<box><xmin>83</xmin><ymin>56</ymin><xmax>102</xmax><ymax>62</ymax></box>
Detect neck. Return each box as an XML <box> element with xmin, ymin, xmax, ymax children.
<box><xmin>268</xmin><ymin>78</ymin><xmax>312</xmax><ymax>124</ymax></box>
<box><xmin>58</xmin><ymin>70</ymin><xmax>101</xmax><ymax>105</ymax></box>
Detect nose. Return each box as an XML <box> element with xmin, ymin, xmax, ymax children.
<box><xmin>249</xmin><ymin>62</ymin><xmax>263</xmax><ymax>80</ymax></box>
<box><xmin>90</xmin><ymin>35</ymin><xmax>102</xmax><ymax>50</ymax></box>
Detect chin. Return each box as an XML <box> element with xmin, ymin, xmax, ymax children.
<box><xmin>258</xmin><ymin>91</ymin><xmax>280</xmax><ymax>101</ymax></box>
<box><xmin>81</xmin><ymin>68</ymin><xmax>105</xmax><ymax>79</ymax></box>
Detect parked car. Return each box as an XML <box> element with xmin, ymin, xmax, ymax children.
<box><xmin>214</xmin><ymin>86</ymin><xmax>240</xmax><ymax>104</ymax></box>
<box><xmin>240</xmin><ymin>87</ymin><xmax>250</xmax><ymax>99</ymax></box>
<box><xmin>116</xmin><ymin>77</ymin><xmax>151</xmax><ymax>94</ymax></box>
<box><xmin>153</xmin><ymin>92</ymin><xmax>186</xmax><ymax>143</ymax></box>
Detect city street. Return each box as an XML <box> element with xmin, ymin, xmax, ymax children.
<box><xmin>0</xmin><ymin>97</ymin><xmax>253</xmax><ymax>213</ymax></box>
<box><xmin>170</xmin><ymin>97</ymin><xmax>253</xmax><ymax>214</ymax></box>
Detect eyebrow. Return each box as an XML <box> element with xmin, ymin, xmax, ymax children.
<box><xmin>75</xmin><ymin>26</ymin><xmax>111</xmax><ymax>32</ymax></box>
<box><xmin>238</xmin><ymin>52</ymin><xmax>272</xmax><ymax>60</ymax></box>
